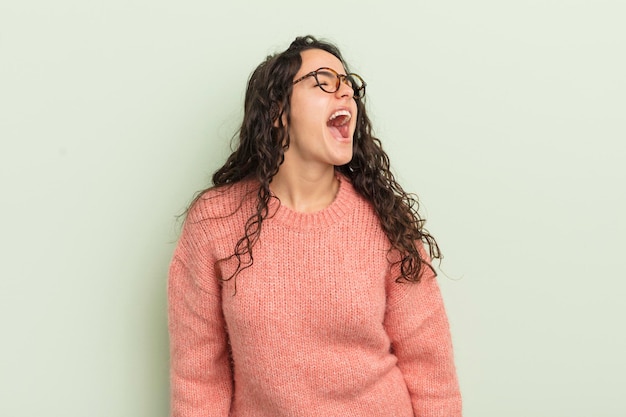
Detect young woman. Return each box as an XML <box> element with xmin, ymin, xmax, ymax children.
<box><xmin>168</xmin><ymin>35</ymin><xmax>462</xmax><ymax>417</ymax></box>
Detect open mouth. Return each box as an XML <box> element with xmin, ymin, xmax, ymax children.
<box><xmin>327</xmin><ymin>110</ymin><xmax>352</xmax><ymax>139</ymax></box>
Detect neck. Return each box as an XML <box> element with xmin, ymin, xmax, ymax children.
<box><xmin>270</xmin><ymin>166</ymin><xmax>339</xmax><ymax>213</ymax></box>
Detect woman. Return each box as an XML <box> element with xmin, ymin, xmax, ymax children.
<box><xmin>168</xmin><ymin>35</ymin><xmax>462</xmax><ymax>417</ymax></box>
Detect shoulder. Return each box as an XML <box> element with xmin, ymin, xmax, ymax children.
<box><xmin>184</xmin><ymin>178</ymin><xmax>259</xmax><ymax>239</ymax></box>
<box><xmin>337</xmin><ymin>173</ymin><xmax>373</xmax><ymax>209</ymax></box>
<box><xmin>189</xmin><ymin>179</ymin><xmax>258</xmax><ymax>219</ymax></box>
<box><xmin>337</xmin><ymin>173</ymin><xmax>383</xmax><ymax>228</ymax></box>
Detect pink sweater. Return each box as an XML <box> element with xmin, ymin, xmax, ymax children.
<box><xmin>168</xmin><ymin>175</ymin><xmax>462</xmax><ymax>417</ymax></box>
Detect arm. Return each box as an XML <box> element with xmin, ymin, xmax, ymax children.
<box><xmin>168</xmin><ymin>237</ymin><xmax>232</xmax><ymax>416</ymax></box>
<box><xmin>384</xmin><ymin>260</ymin><xmax>462</xmax><ymax>417</ymax></box>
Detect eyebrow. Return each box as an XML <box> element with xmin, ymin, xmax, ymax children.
<box><xmin>300</xmin><ymin>67</ymin><xmax>347</xmax><ymax>76</ymax></box>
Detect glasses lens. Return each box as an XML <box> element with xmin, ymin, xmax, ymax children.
<box><xmin>316</xmin><ymin>69</ymin><xmax>339</xmax><ymax>93</ymax></box>
<box><xmin>313</xmin><ymin>68</ymin><xmax>366</xmax><ymax>99</ymax></box>
<box><xmin>347</xmin><ymin>74</ymin><xmax>365</xmax><ymax>99</ymax></box>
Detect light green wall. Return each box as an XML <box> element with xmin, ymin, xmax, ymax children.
<box><xmin>1</xmin><ymin>1</ymin><xmax>624</xmax><ymax>416</ymax></box>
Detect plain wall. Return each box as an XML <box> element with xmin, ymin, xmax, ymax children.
<box><xmin>1</xmin><ymin>1</ymin><xmax>624</xmax><ymax>416</ymax></box>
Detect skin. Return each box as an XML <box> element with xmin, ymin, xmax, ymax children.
<box><xmin>270</xmin><ymin>48</ymin><xmax>358</xmax><ymax>213</ymax></box>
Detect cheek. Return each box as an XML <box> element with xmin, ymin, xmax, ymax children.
<box><xmin>290</xmin><ymin>105</ymin><xmax>327</xmax><ymax>133</ymax></box>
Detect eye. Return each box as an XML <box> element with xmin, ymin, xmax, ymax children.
<box><xmin>316</xmin><ymin>71</ymin><xmax>336</xmax><ymax>87</ymax></box>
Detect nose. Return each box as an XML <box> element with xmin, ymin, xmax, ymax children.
<box><xmin>335</xmin><ymin>77</ymin><xmax>354</xmax><ymax>99</ymax></box>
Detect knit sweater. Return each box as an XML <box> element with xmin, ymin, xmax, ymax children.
<box><xmin>168</xmin><ymin>175</ymin><xmax>462</xmax><ymax>417</ymax></box>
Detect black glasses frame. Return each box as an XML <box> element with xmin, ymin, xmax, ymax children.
<box><xmin>292</xmin><ymin>67</ymin><xmax>366</xmax><ymax>100</ymax></box>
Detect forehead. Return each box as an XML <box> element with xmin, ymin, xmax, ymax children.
<box><xmin>296</xmin><ymin>48</ymin><xmax>346</xmax><ymax>77</ymax></box>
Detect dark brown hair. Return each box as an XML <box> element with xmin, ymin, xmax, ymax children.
<box><xmin>189</xmin><ymin>35</ymin><xmax>440</xmax><ymax>283</ymax></box>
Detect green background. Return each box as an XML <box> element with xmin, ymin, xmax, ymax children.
<box><xmin>1</xmin><ymin>1</ymin><xmax>624</xmax><ymax>416</ymax></box>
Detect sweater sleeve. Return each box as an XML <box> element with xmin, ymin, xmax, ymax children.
<box><xmin>384</xmin><ymin>254</ymin><xmax>462</xmax><ymax>417</ymax></box>
<box><xmin>168</xmin><ymin>226</ymin><xmax>232</xmax><ymax>416</ymax></box>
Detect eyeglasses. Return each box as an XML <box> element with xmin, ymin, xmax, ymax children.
<box><xmin>292</xmin><ymin>67</ymin><xmax>366</xmax><ymax>100</ymax></box>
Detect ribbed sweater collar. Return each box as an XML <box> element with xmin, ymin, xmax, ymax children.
<box><xmin>267</xmin><ymin>174</ymin><xmax>359</xmax><ymax>231</ymax></box>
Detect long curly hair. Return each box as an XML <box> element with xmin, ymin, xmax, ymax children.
<box><xmin>190</xmin><ymin>35</ymin><xmax>440</xmax><ymax>284</ymax></box>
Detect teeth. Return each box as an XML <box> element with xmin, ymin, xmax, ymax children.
<box><xmin>328</xmin><ymin>110</ymin><xmax>351</xmax><ymax>122</ymax></box>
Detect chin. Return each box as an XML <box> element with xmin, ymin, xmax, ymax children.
<box><xmin>323</xmin><ymin>130</ymin><xmax>354</xmax><ymax>166</ymax></box>
<box><xmin>331</xmin><ymin>150</ymin><xmax>354</xmax><ymax>167</ymax></box>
